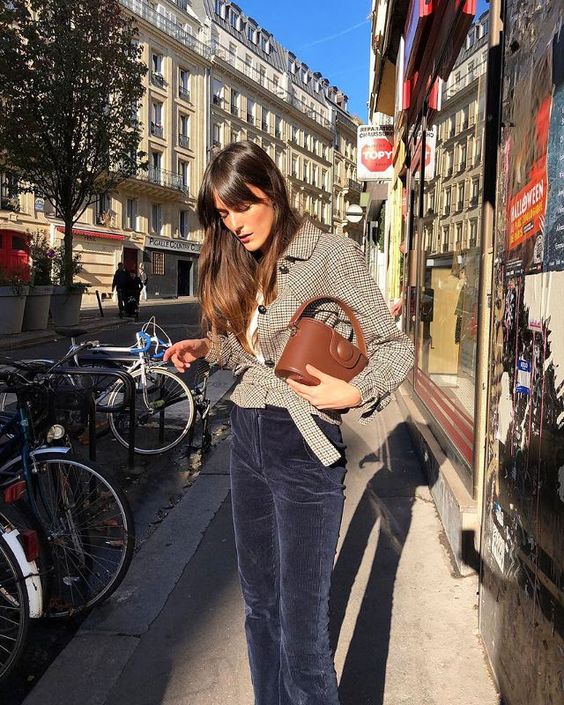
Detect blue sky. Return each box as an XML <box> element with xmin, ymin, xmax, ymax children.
<box><xmin>238</xmin><ymin>0</ymin><xmax>491</xmax><ymax>122</ymax></box>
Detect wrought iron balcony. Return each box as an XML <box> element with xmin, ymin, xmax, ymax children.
<box><xmin>262</xmin><ymin>121</ymin><xmax>269</xmax><ymax>131</ymax></box>
<box><xmin>132</xmin><ymin>167</ymin><xmax>188</xmax><ymax>194</ymax></box>
<box><xmin>178</xmin><ymin>86</ymin><xmax>190</xmax><ymax>101</ymax></box>
<box><xmin>150</xmin><ymin>122</ymin><xmax>164</xmax><ymax>138</ymax></box>
<box><xmin>347</xmin><ymin>178</ymin><xmax>362</xmax><ymax>193</ymax></box>
<box><xmin>151</xmin><ymin>71</ymin><xmax>166</xmax><ymax>89</ymax></box>
<box><xmin>247</xmin><ymin>114</ymin><xmax>254</xmax><ymax>124</ymax></box>
<box><xmin>212</xmin><ymin>94</ymin><xmax>224</xmax><ymax>106</ymax></box>
<box><xmin>178</xmin><ymin>134</ymin><xmax>190</xmax><ymax>149</ymax></box>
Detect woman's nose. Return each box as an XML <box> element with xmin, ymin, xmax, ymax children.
<box><xmin>227</xmin><ymin>212</ymin><xmax>242</xmax><ymax>233</ymax></box>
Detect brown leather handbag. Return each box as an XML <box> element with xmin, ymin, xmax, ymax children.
<box><xmin>274</xmin><ymin>296</ymin><xmax>369</xmax><ymax>386</ymax></box>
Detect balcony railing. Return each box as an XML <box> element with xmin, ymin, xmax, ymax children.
<box><xmin>275</xmin><ymin>129</ymin><xmax>282</xmax><ymax>139</ymax></box>
<box><xmin>247</xmin><ymin>114</ymin><xmax>254</xmax><ymax>124</ymax></box>
<box><xmin>178</xmin><ymin>86</ymin><xmax>190</xmax><ymax>101</ymax></box>
<box><xmin>120</xmin><ymin>0</ymin><xmax>211</xmax><ymax>59</ymax></box>
<box><xmin>212</xmin><ymin>94</ymin><xmax>223</xmax><ymax>106</ymax></box>
<box><xmin>443</xmin><ymin>205</ymin><xmax>451</xmax><ymax>216</ymax></box>
<box><xmin>134</xmin><ymin>167</ymin><xmax>188</xmax><ymax>194</ymax></box>
<box><xmin>347</xmin><ymin>178</ymin><xmax>362</xmax><ymax>193</ymax></box>
<box><xmin>151</xmin><ymin>71</ymin><xmax>166</xmax><ymax>88</ymax></box>
<box><xmin>231</xmin><ymin>105</ymin><xmax>239</xmax><ymax>117</ymax></box>
<box><xmin>178</xmin><ymin>134</ymin><xmax>190</xmax><ymax>149</ymax></box>
<box><xmin>150</xmin><ymin>122</ymin><xmax>164</xmax><ymax>138</ymax></box>
<box><xmin>469</xmin><ymin>196</ymin><xmax>479</xmax><ymax>208</ymax></box>
<box><xmin>262</xmin><ymin>121</ymin><xmax>269</xmax><ymax>131</ymax></box>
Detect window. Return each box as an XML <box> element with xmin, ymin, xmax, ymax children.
<box><xmin>212</xmin><ymin>123</ymin><xmax>221</xmax><ymax>148</ymax></box>
<box><xmin>275</xmin><ymin>149</ymin><xmax>283</xmax><ymax>170</ymax></box>
<box><xmin>179</xmin><ymin>69</ymin><xmax>190</xmax><ymax>99</ymax></box>
<box><xmin>151</xmin><ymin>102</ymin><xmax>163</xmax><ymax>137</ymax></box>
<box><xmin>303</xmin><ymin>160</ymin><xmax>309</xmax><ymax>182</ymax></box>
<box><xmin>455</xmin><ymin>222</ymin><xmax>463</xmax><ymax>247</ymax></box>
<box><xmin>178</xmin><ymin>114</ymin><xmax>190</xmax><ymax>149</ymax></box>
<box><xmin>229</xmin><ymin>8</ymin><xmax>239</xmax><ymax>29</ymax></box>
<box><xmin>150</xmin><ymin>151</ymin><xmax>162</xmax><ymax>183</ymax></box>
<box><xmin>179</xmin><ymin>210</ymin><xmax>189</xmax><ymax>238</ymax></box>
<box><xmin>229</xmin><ymin>42</ymin><xmax>237</xmax><ymax>60</ymax></box>
<box><xmin>247</xmin><ymin>24</ymin><xmax>256</xmax><ymax>43</ymax></box>
<box><xmin>469</xmin><ymin>220</ymin><xmax>478</xmax><ymax>247</ymax></box>
<box><xmin>151</xmin><ymin>204</ymin><xmax>162</xmax><ymax>235</ymax></box>
<box><xmin>231</xmin><ymin>90</ymin><xmax>239</xmax><ymax>116</ymax></box>
<box><xmin>247</xmin><ymin>98</ymin><xmax>255</xmax><ymax>124</ymax></box>
<box><xmin>444</xmin><ymin>188</ymin><xmax>451</xmax><ymax>214</ymax></box>
<box><xmin>459</xmin><ymin>142</ymin><xmax>467</xmax><ymax>169</ymax></box>
<box><xmin>212</xmin><ymin>80</ymin><xmax>224</xmax><ymax>106</ymax></box>
<box><xmin>262</xmin><ymin>108</ymin><xmax>269</xmax><ymax>132</ymax></box>
<box><xmin>259</xmin><ymin>65</ymin><xmax>266</xmax><ymax>86</ymax></box>
<box><xmin>428</xmin><ymin>190</ymin><xmax>435</xmax><ymax>213</ymax></box>
<box><xmin>322</xmin><ymin>169</ymin><xmax>328</xmax><ymax>190</ymax></box>
<box><xmin>96</xmin><ymin>193</ymin><xmax>111</xmax><ymax>224</ymax></box>
<box><xmin>312</xmin><ymin>165</ymin><xmax>318</xmax><ymax>187</ymax></box>
<box><xmin>178</xmin><ymin>160</ymin><xmax>189</xmax><ymax>191</ymax></box>
<box><xmin>152</xmin><ymin>52</ymin><xmax>163</xmax><ymax>75</ymax></box>
<box><xmin>291</xmin><ymin>156</ymin><xmax>298</xmax><ymax>177</ymax></box>
<box><xmin>124</xmin><ymin>198</ymin><xmax>137</xmax><ymax>230</ymax></box>
<box><xmin>261</xmin><ymin>34</ymin><xmax>270</xmax><ymax>53</ymax></box>
<box><xmin>275</xmin><ymin>115</ymin><xmax>282</xmax><ymax>138</ymax></box>
<box><xmin>245</xmin><ymin>54</ymin><xmax>252</xmax><ymax>76</ymax></box>
<box><xmin>457</xmin><ymin>182</ymin><xmax>465</xmax><ymax>210</ymax></box>
<box><xmin>292</xmin><ymin>125</ymin><xmax>298</xmax><ymax>142</ymax></box>
<box><xmin>152</xmin><ymin>251</ymin><xmax>165</xmax><ymax>276</ymax></box>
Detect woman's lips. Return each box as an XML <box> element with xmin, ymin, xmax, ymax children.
<box><xmin>239</xmin><ymin>233</ymin><xmax>252</xmax><ymax>243</ymax></box>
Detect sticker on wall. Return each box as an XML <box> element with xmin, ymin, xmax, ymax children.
<box><xmin>515</xmin><ymin>357</ymin><xmax>531</xmax><ymax>395</ymax></box>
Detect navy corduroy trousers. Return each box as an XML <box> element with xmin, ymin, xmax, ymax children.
<box><xmin>230</xmin><ymin>404</ymin><xmax>346</xmax><ymax>705</ymax></box>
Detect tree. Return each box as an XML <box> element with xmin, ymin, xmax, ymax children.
<box><xmin>0</xmin><ymin>0</ymin><xmax>147</xmax><ymax>287</ymax></box>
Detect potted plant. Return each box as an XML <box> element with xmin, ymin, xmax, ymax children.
<box><xmin>0</xmin><ymin>264</ymin><xmax>30</xmax><ymax>335</ymax></box>
<box><xmin>22</xmin><ymin>231</ymin><xmax>55</xmax><ymax>331</ymax></box>
<box><xmin>49</xmin><ymin>245</ymin><xmax>88</xmax><ymax>327</ymax></box>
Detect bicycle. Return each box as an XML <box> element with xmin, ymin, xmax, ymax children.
<box><xmin>0</xmin><ymin>367</ymin><xmax>135</xmax><ymax>620</ymax></box>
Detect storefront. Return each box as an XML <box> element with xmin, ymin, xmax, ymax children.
<box><xmin>143</xmin><ymin>235</ymin><xmax>201</xmax><ymax>298</ymax></box>
<box><xmin>398</xmin><ymin>1</ymin><xmax>483</xmax><ymax>492</ymax></box>
<box><xmin>0</xmin><ymin>228</ymin><xmax>30</xmax><ymax>278</ymax></box>
<box><xmin>54</xmin><ymin>225</ymin><xmax>126</xmax><ymax>302</ymax></box>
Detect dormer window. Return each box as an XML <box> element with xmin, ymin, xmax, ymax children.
<box><xmin>215</xmin><ymin>0</ymin><xmax>226</xmax><ymax>19</ymax></box>
<box><xmin>247</xmin><ymin>24</ymin><xmax>256</xmax><ymax>42</ymax></box>
<box><xmin>230</xmin><ymin>9</ymin><xmax>239</xmax><ymax>29</ymax></box>
<box><xmin>301</xmin><ymin>67</ymin><xmax>310</xmax><ymax>84</ymax></box>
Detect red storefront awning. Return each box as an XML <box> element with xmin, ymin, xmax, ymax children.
<box><xmin>56</xmin><ymin>226</ymin><xmax>125</xmax><ymax>242</ymax></box>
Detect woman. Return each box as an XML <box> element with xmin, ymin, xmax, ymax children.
<box><xmin>164</xmin><ymin>141</ymin><xmax>414</xmax><ymax>705</ymax></box>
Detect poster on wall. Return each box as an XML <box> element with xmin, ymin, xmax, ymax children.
<box><xmin>543</xmin><ymin>30</ymin><xmax>564</xmax><ymax>272</ymax></box>
<box><xmin>357</xmin><ymin>124</ymin><xmax>394</xmax><ymax>181</ymax></box>
<box><xmin>505</xmin><ymin>48</ymin><xmax>554</xmax><ymax>275</ymax></box>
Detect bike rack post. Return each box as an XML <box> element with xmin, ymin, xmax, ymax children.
<box><xmin>52</xmin><ymin>367</ymin><xmax>137</xmax><ymax>468</ymax></box>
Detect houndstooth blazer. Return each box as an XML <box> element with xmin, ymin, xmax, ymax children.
<box><xmin>205</xmin><ymin>219</ymin><xmax>414</xmax><ymax>466</ymax></box>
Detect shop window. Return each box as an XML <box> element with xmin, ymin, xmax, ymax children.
<box><xmin>152</xmin><ymin>251</ymin><xmax>165</xmax><ymax>276</ymax></box>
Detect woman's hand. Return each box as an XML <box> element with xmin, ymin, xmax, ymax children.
<box><xmin>163</xmin><ymin>338</ymin><xmax>210</xmax><ymax>373</ymax></box>
<box><xmin>286</xmin><ymin>364</ymin><xmax>362</xmax><ymax>410</ymax></box>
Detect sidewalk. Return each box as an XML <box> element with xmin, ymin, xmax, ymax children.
<box><xmin>22</xmin><ymin>396</ymin><xmax>500</xmax><ymax>705</ymax></box>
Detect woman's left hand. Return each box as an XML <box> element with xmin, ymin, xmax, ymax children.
<box><xmin>286</xmin><ymin>364</ymin><xmax>362</xmax><ymax>410</ymax></box>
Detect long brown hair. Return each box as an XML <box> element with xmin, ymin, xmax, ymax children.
<box><xmin>197</xmin><ymin>141</ymin><xmax>301</xmax><ymax>352</ymax></box>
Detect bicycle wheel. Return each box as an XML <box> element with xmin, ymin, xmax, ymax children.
<box><xmin>27</xmin><ymin>453</ymin><xmax>135</xmax><ymax>618</ymax></box>
<box><xmin>108</xmin><ymin>367</ymin><xmax>195</xmax><ymax>454</ymax></box>
<box><xmin>0</xmin><ymin>536</ymin><xmax>29</xmax><ymax>682</ymax></box>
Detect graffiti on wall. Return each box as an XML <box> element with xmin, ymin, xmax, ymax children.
<box><xmin>481</xmin><ymin>2</ymin><xmax>564</xmax><ymax>704</ymax></box>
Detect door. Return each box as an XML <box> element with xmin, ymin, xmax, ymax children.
<box><xmin>123</xmin><ymin>247</ymin><xmax>138</xmax><ymax>274</ymax></box>
<box><xmin>177</xmin><ymin>259</ymin><xmax>192</xmax><ymax>296</ymax></box>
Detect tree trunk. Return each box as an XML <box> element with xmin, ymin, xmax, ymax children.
<box><xmin>64</xmin><ymin>218</ymin><xmax>74</xmax><ymax>288</ymax></box>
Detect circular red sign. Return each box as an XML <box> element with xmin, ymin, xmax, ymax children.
<box><xmin>361</xmin><ymin>138</ymin><xmax>393</xmax><ymax>173</ymax></box>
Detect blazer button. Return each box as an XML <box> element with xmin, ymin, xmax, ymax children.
<box><xmin>258</xmin><ymin>305</ymin><xmax>267</xmax><ymax>314</ymax></box>
<box><xmin>264</xmin><ymin>360</ymin><xmax>275</xmax><ymax>367</ymax></box>
<box><xmin>278</xmin><ymin>265</ymin><xmax>289</xmax><ymax>274</ymax></box>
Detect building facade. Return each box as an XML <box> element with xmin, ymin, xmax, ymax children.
<box><xmin>0</xmin><ymin>0</ymin><xmax>363</xmax><ymax>303</ymax></box>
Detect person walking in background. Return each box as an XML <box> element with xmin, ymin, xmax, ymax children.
<box><xmin>164</xmin><ymin>141</ymin><xmax>414</xmax><ymax>705</ymax></box>
<box><xmin>111</xmin><ymin>262</ymin><xmax>129</xmax><ymax>318</ymax></box>
<box><xmin>139</xmin><ymin>262</ymin><xmax>148</xmax><ymax>301</ymax></box>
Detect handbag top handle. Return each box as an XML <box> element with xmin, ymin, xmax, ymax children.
<box><xmin>288</xmin><ymin>296</ymin><xmax>368</xmax><ymax>357</ymax></box>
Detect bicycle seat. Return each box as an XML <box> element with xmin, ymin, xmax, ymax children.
<box><xmin>54</xmin><ymin>327</ymin><xmax>89</xmax><ymax>338</ymax></box>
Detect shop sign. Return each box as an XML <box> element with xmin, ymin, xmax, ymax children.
<box><xmin>357</xmin><ymin>124</ymin><xmax>394</xmax><ymax>181</ymax></box>
<box><xmin>145</xmin><ymin>236</ymin><xmax>201</xmax><ymax>254</ymax></box>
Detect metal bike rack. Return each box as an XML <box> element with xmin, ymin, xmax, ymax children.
<box><xmin>50</xmin><ymin>367</ymin><xmax>137</xmax><ymax>467</ymax></box>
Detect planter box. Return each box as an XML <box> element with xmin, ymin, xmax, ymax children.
<box><xmin>0</xmin><ymin>286</ymin><xmax>29</xmax><ymax>334</ymax></box>
<box><xmin>49</xmin><ymin>286</ymin><xmax>83</xmax><ymax>327</ymax></box>
<box><xmin>22</xmin><ymin>285</ymin><xmax>54</xmax><ymax>331</ymax></box>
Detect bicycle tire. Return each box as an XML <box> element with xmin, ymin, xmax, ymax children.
<box><xmin>26</xmin><ymin>453</ymin><xmax>135</xmax><ymax>618</ymax></box>
<box><xmin>0</xmin><ymin>535</ymin><xmax>29</xmax><ymax>682</ymax></box>
<box><xmin>107</xmin><ymin>367</ymin><xmax>195</xmax><ymax>454</ymax></box>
